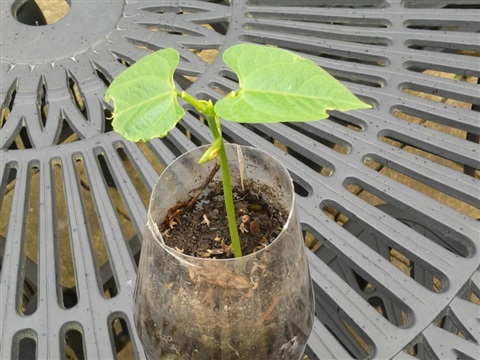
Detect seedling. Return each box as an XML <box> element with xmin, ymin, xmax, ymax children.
<box><xmin>106</xmin><ymin>44</ymin><xmax>371</xmax><ymax>258</ymax></box>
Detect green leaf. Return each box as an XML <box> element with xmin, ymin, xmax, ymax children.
<box><xmin>214</xmin><ymin>44</ymin><xmax>371</xmax><ymax>123</ymax></box>
<box><xmin>105</xmin><ymin>48</ymin><xmax>184</xmax><ymax>142</ymax></box>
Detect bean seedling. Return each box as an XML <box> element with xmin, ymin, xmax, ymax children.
<box><xmin>106</xmin><ymin>44</ymin><xmax>371</xmax><ymax>257</ymax></box>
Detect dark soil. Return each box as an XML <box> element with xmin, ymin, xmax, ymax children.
<box><xmin>158</xmin><ymin>177</ymin><xmax>287</xmax><ymax>258</ymax></box>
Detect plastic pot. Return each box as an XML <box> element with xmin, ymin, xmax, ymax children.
<box><xmin>134</xmin><ymin>144</ymin><xmax>314</xmax><ymax>359</ymax></box>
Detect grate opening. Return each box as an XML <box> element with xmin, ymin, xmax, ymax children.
<box><xmin>36</xmin><ymin>76</ymin><xmax>48</xmax><ymax>127</ymax></box>
<box><xmin>103</xmin><ymin>108</ymin><xmax>114</xmax><ymax>133</ymax></box>
<box><xmin>353</xmin><ymin>270</ymin><xmax>377</xmax><ymax>295</ymax></box>
<box><xmin>57</xmin><ymin>120</ymin><xmax>80</xmax><ymax>145</ymax></box>
<box><xmin>325</xmin><ymin>70</ymin><xmax>385</xmax><ymax>89</ymax></box>
<box><xmin>113</xmin><ymin>149</ymin><xmax>151</xmax><ymax>208</ymax></box>
<box><xmin>327</xmin><ymin>113</ymin><xmax>365</xmax><ymax>132</ymax></box>
<box><xmin>402</xmin><ymin>1</ymin><xmax>480</xmax><ymax>9</ymax></box>
<box><xmin>405</xmin><ymin>66</ymin><xmax>479</xmax><ymax>81</ymax></box>
<box><xmin>63</xmin><ymin>326</ymin><xmax>85</xmax><ymax>360</ymax></box>
<box><xmin>9</xmin><ymin>126</ymin><xmax>33</xmax><ymax>150</ymax></box>
<box><xmin>161</xmin><ymin>136</ymin><xmax>184</xmax><ymax>159</ymax></box>
<box><xmin>467</xmin><ymin>276</ymin><xmax>480</xmax><ymax>305</ymax></box>
<box><xmin>340</xmin><ymin>316</ymin><xmax>374</xmax><ymax>357</ymax></box>
<box><xmin>247</xmin><ymin>0</ymin><xmax>388</xmax><ymax>8</ymax></box>
<box><xmin>52</xmin><ymin>162</ymin><xmax>78</xmax><ymax>309</ymax></box>
<box><xmin>176</xmin><ymin>122</ymin><xmax>204</xmax><ymax>148</ymax></box>
<box><xmin>139</xmin><ymin>22</ymin><xmax>192</xmax><ymax>35</ymax></box>
<box><xmin>379</xmin><ymin>134</ymin><xmax>478</xmax><ymax>178</ymax></box>
<box><xmin>73</xmin><ymin>157</ymin><xmax>119</xmax><ymax>299</ymax></box>
<box><xmin>189</xmin><ymin>48</ymin><xmax>220</xmax><ymax>65</ymax></box>
<box><xmin>406</xmin><ymin>343</ymin><xmax>419</xmax><ymax>356</ymax></box>
<box><xmin>284</xmin><ymin>122</ymin><xmax>352</xmax><ymax>154</ymax></box>
<box><xmin>125</xmin><ymin>38</ymin><xmax>160</xmax><ymax>54</ymax></box>
<box><xmin>404</xmin><ymin>20</ymin><xmax>479</xmax><ymax>33</ymax></box>
<box><xmin>362</xmin><ymin>155</ymin><xmax>480</xmax><ymax>219</ymax></box>
<box><xmin>91</xmin><ymin>62</ymin><xmax>112</xmax><ymax>88</ymax></box>
<box><xmin>319</xmin><ymin>200</ymin><xmax>449</xmax><ymax>295</ymax></box>
<box><xmin>180</xmin><ymin>110</ymin><xmax>213</xmax><ymax>145</ymax></box>
<box><xmin>243</xmin><ymin>21</ymin><xmax>391</xmax><ymax>47</ymax></box>
<box><xmin>67</xmin><ymin>74</ymin><xmax>88</xmax><ymax>121</ymax></box>
<box><xmin>1</xmin><ymin>81</ymin><xmax>17</xmax><ymax>129</ymax></box>
<box><xmin>209</xmin><ymin>80</ymin><xmax>234</xmax><ymax>97</ymax></box>
<box><xmin>0</xmin><ymin>165</ymin><xmax>17</xmax><ymax>264</ymax></box>
<box><xmin>406</xmin><ymin>41</ymin><xmax>480</xmax><ymax>56</ymax></box>
<box><xmin>248</xmin><ymin>10</ymin><xmax>390</xmax><ymax>28</ymax></box>
<box><xmin>13</xmin><ymin>330</ymin><xmax>37</xmax><ymax>360</ymax></box>
<box><xmin>434</xmin><ymin>313</ymin><xmax>478</xmax><ymax>345</ymax></box>
<box><xmin>303</xmin><ymin>229</ymin><xmax>321</xmax><ymax>252</ymax></box>
<box><xmin>344</xmin><ymin>178</ymin><xmax>475</xmax><ymax>258</ymax></box>
<box><xmin>241</xmin><ymin>34</ymin><xmax>389</xmax><ymax>67</ymax></box>
<box><xmin>389</xmin><ymin>247</ymin><xmax>414</xmax><ymax>280</ymax></box>
<box><xmin>292</xmin><ymin>181</ymin><xmax>310</xmax><ymax>198</ymax></box>
<box><xmin>18</xmin><ymin>164</ymin><xmax>40</xmax><ymax>316</ymax></box>
<box><xmin>390</xmin><ymin>107</ymin><xmax>475</xmax><ymax>140</ymax></box>
<box><xmin>241</xmin><ymin>123</ymin><xmax>335</xmax><ymax>176</ymax></box>
<box><xmin>112</xmin><ymin>51</ymin><xmax>133</xmax><ymax>68</ymax></box>
<box><xmin>97</xmin><ymin>152</ymin><xmax>142</xmax><ymax>268</ymax></box>
<box><xmin>314</xmin><ymin>282</ymin><xmax>376</xmax><ymax>360</ymax></box>
<box><xmin>400</xmin><ymin>82</ymin><xmax>478</xmax><ymax>109</ymax></box>
<box><xmin>137</xmin><ymin>141</ymin><xmax>166</xmax><ymax>176</ymax></box>
<box><xmin>110</xmin><ymin>315</ymin><xmax>137</xmax><ymax>359</ymax></box>
<box><xmin>175</xmin><ymin>74</ymin><xmax>198</xmax><ymax>90</ymax></box>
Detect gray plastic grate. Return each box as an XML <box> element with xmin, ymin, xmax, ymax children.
<box><xmin>1</xmin><ymin>0</ymin><xmax>479</xmax><ymax>359</ymax></box>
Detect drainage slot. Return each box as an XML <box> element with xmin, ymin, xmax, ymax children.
<box><xmin>13</xmin><ymin>330</ymin><xmax>37</xmax><ymax>360</ymax></box>
<box><xmin>1</xmin><ymin>80</ymin><xmax>18</xmax><ymax>129</ymax></box>
<box><xmin>67</xmin><ymin>74</ymin><xmax>88</xmax><ymax>121</ymax></box>
<box><xmin>391</xmin><ymin>107</ymin><xmax>476</xmax><ymax>139</ymax></box>
<box><xmin>241</xmin><ymin>34</ymin><xmax>389</xmax><ymax>67</ymax></box>
<box><xmin>52</xmin><ymin>162</ymin><xmax>78</xmax><ymax>309</ymax></box>
<box><xmin>37</xmin><ymin>77</ymin><xmax>48</xmax><ymax>127</ymax></box>
<box><xmin>63</xmin><ymin>326</ymin><xmax>85</xmax><ymax>360</ymax></box>
<box><xmin>18</xmin><ymin>164</ymin><xmax>40</xmax><ymax>316</ymax></box>
<box><xmin>284</xmin><ymin>122</ymin><xmax>352</xmax><ymax>154</ymax></box>
<box><xmin>362</xmin><ymin>155</ymin><xmax>480</xmax><ymax>219</ymax></box>
<box><xmin>110</xmin><ymin>315</ymin><xmax>137</xmax><ymax>359</ymax></box>
<box><xmin>400</xmin><ymin>81</ymin><xmax>479</xmax><ymax>108</ymax></box>
<box><xmin>313</xmin><ymin>282</ymin><xmax>376</xmax><ymax>360</ymax></box>
<box><xmin>292</xmin><ymin>180</ymin><xmax>310</xmax><ymax>198</ymax></box>
<box><xmin>74</xmin><ymin>157</ymin><xmax>118</xmax><ymax>299</ymax></box>
<box><xmin>91</xmin><ymin>62</ymin><xmax>112</xmax><ymax>88</ymax></box>
<box><xmin>97</xmin><ymin>152</ymin><xmax>143</xmax><ymax>268</ymax></box>
<box><xmin>242</xmin><ymin>123</ymin><xmax>335</xmax><ymax>176</ymax></box>
<box><xmin>114</xmin><ymin>148</ymin><xmax>151</xmax><ymax>207</ymax></box>
<box><xmin>379</xmin><ymin>133</ymin><xmax>478</xmax><ymax>178</ymax></box>
<box><xmin>343</xmin><ymin>178</ymin><xmax>475</xmax><ymax>259</ymax></box>
<box><xmin>0</xmin><ymin>164</ymin><xmax>17</xmax><ymax>269</ymax></box>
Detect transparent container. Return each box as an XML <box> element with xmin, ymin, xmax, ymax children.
<box><xmin>134</xmin><ymin>144</ymin><xmax>314</xmax><ymax>360</ymax></box>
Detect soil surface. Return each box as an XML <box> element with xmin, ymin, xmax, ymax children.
<box><xmin>159</xmin><ymin>175</ymin><xmax>287</xmax><ymax>258</ymax></box>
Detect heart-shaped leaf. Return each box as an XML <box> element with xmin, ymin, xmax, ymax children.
<box><xmin>214</xmin><ymin>44</ymin><xmax>371</xmax><ymax>123</ymax></box>
<box><xmin>105</xmin><ymin>48</ymin><xmax>184</xmax><ymax>142</ymax></box>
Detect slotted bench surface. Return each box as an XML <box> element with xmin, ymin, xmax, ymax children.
<box><xmin>1</xmin><ymin>1</ymin><xmax>479</xmax><ymax>359</ymax></box>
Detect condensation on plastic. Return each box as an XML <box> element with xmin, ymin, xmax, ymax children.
<box><xmin>134</xmin><ymin>144</ymin><xmax>314</xmax><ymax>360</ymax></box>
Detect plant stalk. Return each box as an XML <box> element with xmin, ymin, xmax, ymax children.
<box><xmin>214</xmin><ymin>134</ymin><xmax>243</xmax><ymax>258</ymax></box>
<box><xmin>177</xmin><ymin>91</ymin><xmax>243</xmax><ymax>258</ymax></box>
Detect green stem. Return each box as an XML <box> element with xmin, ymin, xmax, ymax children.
<box><xmin>210</xmin><ymin>123</ymin><xmax>243</xmax><ymax>258</ymax></box>
<box><xmin>177</xmin><ymin>90</ymin><xmax>243</xmax><ymax>258</ymax></box>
